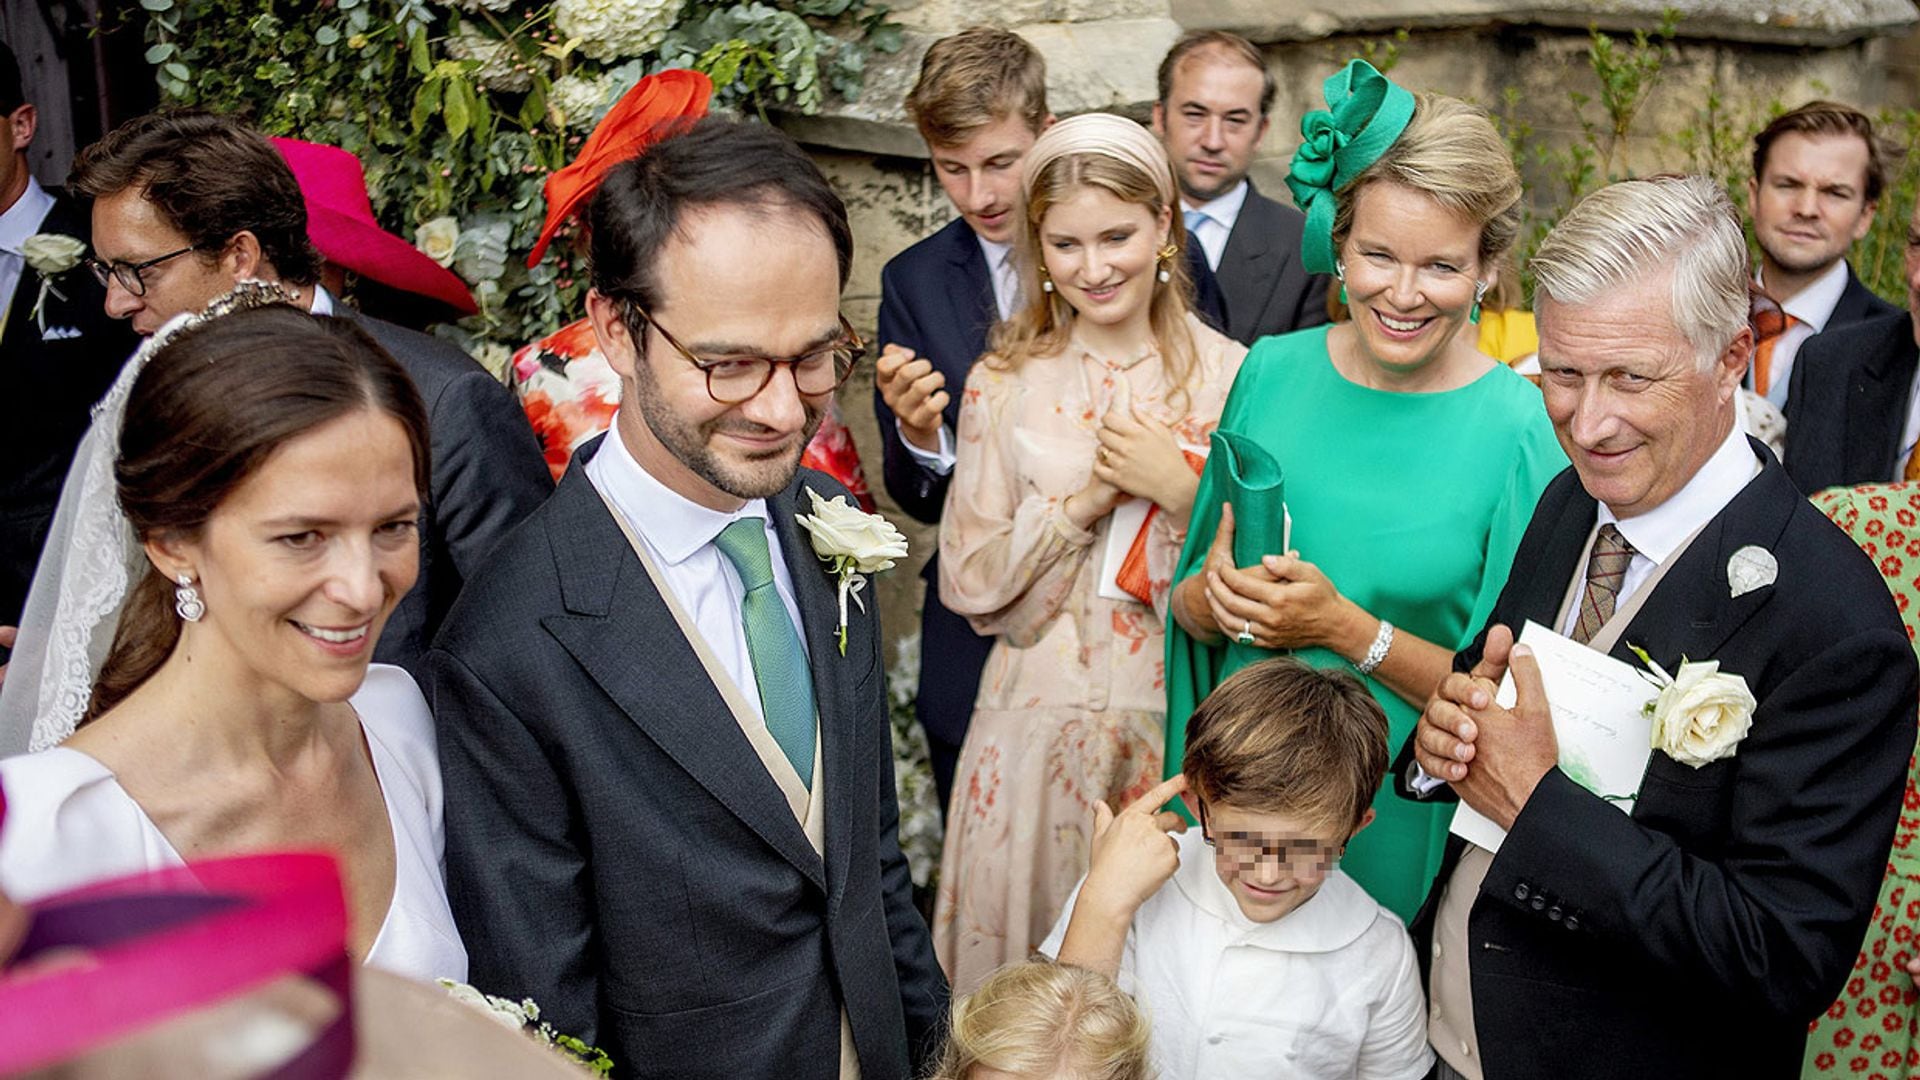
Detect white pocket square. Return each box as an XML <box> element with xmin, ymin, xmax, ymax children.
<box><xmin>40</xmin><ymin>325</ymin><xmax>82</xmax><ymax>341</ymax></box>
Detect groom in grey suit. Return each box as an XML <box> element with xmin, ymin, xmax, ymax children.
<box><xmin>431</xmin><ymin>117</ymin><xmax>945</xmax><ymax>1079</ymax></box>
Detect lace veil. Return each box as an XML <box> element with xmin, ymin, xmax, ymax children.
<box><xmin>0</xmin><ymin>283</ymin><xmax>297</xmax><ymax>755</ymax></box>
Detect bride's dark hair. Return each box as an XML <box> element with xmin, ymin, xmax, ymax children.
<box><xmin>85</xmin><ymin>304</ymin><xmax>430</xmax><ymax>722</ymax></box>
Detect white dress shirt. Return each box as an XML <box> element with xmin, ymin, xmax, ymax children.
<box><xmin>584</xmin><ymin>423</ymin><xmax>808</xmax><ymax>725</ymax></box>
<box><xmin>1897</xmin><ymin>343</ymin><xmax>1920</xmax><ymax>480</ymax></box>
<box><xmin>1759</xmin><ymin>258</ymin><xmax>1849</xmax><ymax>409</ymax></box>
<box><xmin>1558</xmin><ymin>422</ymin><xmax>1761</xmax><ymax>638</ymax></box>
<box><xmin>1182</xmin><ymin>180</ymin><xmax>1250</xmax><ymax>273</ymax></box>
<box><xmin>0</xmin><ymin>176</ymin><xmax>57</xmax><ymax>328</ymax></box>
<box><xmin>1040</xmin><ymin>828</ymin><xmax>1432</xmax><ymax>1080</ymax></box>
<box><xmin>894</xmin><ymin>234</ymin><xmax>1017</xmax><ymax>479</ymax></box>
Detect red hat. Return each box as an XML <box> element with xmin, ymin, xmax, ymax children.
<box><xmin>526</xmin><ymin>68</ymin><xmax>713</xmax><ymax>269</ymax></box>
<box><xmin>272</xmin><ymin>138</ymin><xmax>479</xmax><ymax>315</ymax></box>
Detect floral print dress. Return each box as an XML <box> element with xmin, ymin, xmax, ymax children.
<box><xmin>932</xmin><ymin>312</ymin><xmax>1245</xmax><ymax>993</ymax></box>
<box><xmin>509</xmin><ymin>316</ymin><xmax>875</xmax><ymax>508</ymax></box>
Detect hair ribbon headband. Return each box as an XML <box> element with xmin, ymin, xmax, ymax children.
<box><xmin>1285</xmin><ymin>59</ymin><xmax>1417</xmax><ymax>275</ymax></box>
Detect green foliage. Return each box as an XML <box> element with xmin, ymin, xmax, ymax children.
<box><xmin>135</xmin><ymin>0</ymin><xmax>901</xmax><ymax>358</ymax></box>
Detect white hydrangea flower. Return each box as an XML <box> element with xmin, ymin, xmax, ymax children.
<box><xmin>549</xmin><ymin>71</ymin><xmax>612</xmax><ymax>131</ymax></box>
<box><xmin>445</xmin><ymin>23</ymin><xmax>533</xmax><ymax>93</ymax></box>
<box><xmin>554</xmin><ymin>0</ymin><xmax>686</xmax><ymax>62</ymax></box>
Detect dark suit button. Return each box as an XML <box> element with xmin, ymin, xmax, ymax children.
<box><xmin>1513</xmin><ymin>883</ymin><xmax>1530</xmax><ymax>901</ymax></box>
<box><xmin>1530</xmin><ymin>895</ymin><xmax>1546</xmax><ymax>911</ymax></box>
<box><xmin>1548</xmin><ymin>905</ymin><xmax>1563</xmax><ymax>921</ymax></box>
<box><xmin>1565</xmin><ymin>915</ymin><xmax>1580</xmax><ymax>931</ymax></box>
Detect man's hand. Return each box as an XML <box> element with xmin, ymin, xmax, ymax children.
<box><xmin>1056</xmin><ymin>774</ymin><xmax>1189</xmax><ymax>979</ymax></box>
<box><xmin>1414</xmin><ymin>624</ymin><xmax>1514</xmax><ymax>784</ymax></box>
<box><xmin>1450</xmin><ymin>642</ymin><xmax>1559</xmax><ymax>830</ymax></box>
<box><xmin>875</xmin><ymin>344</ymin><xmax>949</xmax><ymax>453</ymax></box>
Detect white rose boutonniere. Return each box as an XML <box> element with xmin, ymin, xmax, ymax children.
<box><xmin>795</xmin><ymin>486</ymin><xmax>909</xmax><ymax>655</ymax></box>
<box><xmin>414</xmin><ymin>216</ymin><xmax>461</xmax><ymax>268</ymax></box>
<box><xmin>437</xmin><ymin>979</ymin><xmax>614</xmax><ymax>1075</ymax></box>
<box><xmin>21</xmin><ymin>233</ymin><xmax>85</xmax><ymax>333</ymax></box>
<box><xmin>1630</xmin><ymin>646</ymin><xmax>1757</xmax><ymax>768</ymax></box>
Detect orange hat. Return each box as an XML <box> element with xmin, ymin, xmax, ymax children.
<box><xmin>525</xmin><ymin>68</ymin><xmax>714</xmax><ymax>268</ymax></box>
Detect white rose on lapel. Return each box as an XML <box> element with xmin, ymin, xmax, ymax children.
<box><xmin>1632</xmin><ymin>647</ymin><xmax>1757</xmax><ymax>768</ymax></box>
<box><xmin>796</xmin><ymin>486</ymin><xmax>909</xmax><ymax>655</ymax></box>
<box><xmin>22</xmin><ymin>233</ymin><xmax>85</xmax><ymax>276</ymax></box>
<box><xmin>22</xmin><ymin>233</ymin><xmax>86</xmax><ymax>335</ymax></box>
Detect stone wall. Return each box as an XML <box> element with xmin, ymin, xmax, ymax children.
<box><xmin>807</xmin><ymin>0</ymin><xmax>1920</xmax><ymax>670</ymax></box>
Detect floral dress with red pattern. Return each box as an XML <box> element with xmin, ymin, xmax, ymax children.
<box><xmin>1805</xmin><ymin>484</ymin><xmax>1920</xmax><ymax>1080</ymax></box>
<box><xmin>931</xmin><ymin>312</ymin><xmax>1245</xmax><ymax>994</ymax></box>
<box><xmin>509</xmin><ymin>317</ymin><xmax>875</xmax><ymax>509</ymax></box>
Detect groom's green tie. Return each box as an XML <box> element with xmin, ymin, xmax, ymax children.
<box><xmin>713</xmin><ymin>518</ymin><xmax>816</xmax><ymax>788</ymax></box>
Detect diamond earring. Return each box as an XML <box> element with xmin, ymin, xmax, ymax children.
<box><xmin>174</xmin><ymin>573</ymin><xmax>205</xmax><ymax>623</ymax></box>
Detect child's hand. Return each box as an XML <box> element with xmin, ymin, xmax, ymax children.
<box><xmin>1082</xmin><ymin>774</ymin><xmax>1191</xmax><ymax>923</ymax></box>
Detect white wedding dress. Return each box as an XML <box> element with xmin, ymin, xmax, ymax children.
<box><xmin>0</xmin><ymin>664</ymin><xmax>468</xmax><ymax>984</ymax></box>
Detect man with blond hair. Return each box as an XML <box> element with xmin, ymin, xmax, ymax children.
<box><xmin>1152</xmin><ymin>30</ymin><xmax>1326</xmax><ymax>345</ymax></box>
<box><xmin>1398</xmin><ymin>174</ymin><xmax>1913</xmax><ymax>1078</ymax></box>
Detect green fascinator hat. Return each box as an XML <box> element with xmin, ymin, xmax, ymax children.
<box><xmin>1285</xmin><ymin>59</ymin><xmax>1417</xmax><ymax>275</ymax></box>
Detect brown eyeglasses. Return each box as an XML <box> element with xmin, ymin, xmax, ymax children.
<box><xmin>623</xmin><ymin>301</ymin><xmax>866</xmax><ymax>405</ymax></box>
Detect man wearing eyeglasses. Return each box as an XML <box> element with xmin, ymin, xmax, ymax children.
<box><xmin>0</xmin><ymin>44</ymin><xmax>137</xmax><ymax>635</ymax></box>
<box><xmin>59</xmin><ymin>109</ymin><xmax>550</xmax><ymax>681</ymax></box>
<box><xmin>429</xmin><ymin>116</ymin><xmax>946</xmax><ymax>1080</ymax></box>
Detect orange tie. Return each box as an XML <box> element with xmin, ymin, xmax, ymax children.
<box><xmin>1904</xmin><ymin>440</ymin><xmax>1920</xmax><ymax>482</ymax></box>
<box><xmin>1750</xmin><ymin>303</ymin><xmax>1799</xmax><ymax>398</ymax></box>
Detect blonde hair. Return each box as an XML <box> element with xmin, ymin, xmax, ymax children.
<box><xmin>989</xmin><ymin>151</ymin><xmax>1198</xmax><ymax>402</ymax></box>
<box><xmin>1530</xmin><ymin>174</ymin><xmax>1749</xmax><ymax>371</ymax></box>
<box><xmin>928</xmin><ymin>962</ymin><xmax>1154</xmax><ymax>1080</ymax></box>
<box><xmin>906</xmin><ymin>28</ymin><xmax>1049</xmax><ymax>147</ymax></box>
<box><xmin>1331</xmin><ymin>93</ymin><xmax>1523</xmax><ymax>272</ymax></box>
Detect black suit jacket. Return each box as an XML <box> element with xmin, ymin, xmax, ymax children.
<box><xmin>345</xmin><ymin>311</ymin><xmax>551</xmax><ymax>677</ymax></box>
<box><xmin>1393</xmin><ymin>442</ymin><xmax>1915</xmax><ymax>1079</ymax></box>
<box><xmin>0</xmin><ymin>189</ymin><xmax>139</xmax><ymax>626</ymax></box>
<box><xmin>1783</xmin><ymin>311</ymin><xmax>1916</xmax><ymax>492</ymax></box>
<box><xmin>873</xmin><ymin>219</ymin><xmax>1225</xmax><ymax>750</ymax></box>
<box><xmin>1214</xmin><ymin>181</ymin><xmax>1330</xmax><ymax>346</ymax></box>
<box><xmin>431</xmin><ymin>442</ymin><xmax>945</xmax><ymax>1079</ymax></box>
<box><xmin>1829</xmin><ymin>261</ymin><xmax>1901</xmax><ymax>328</ymax></box>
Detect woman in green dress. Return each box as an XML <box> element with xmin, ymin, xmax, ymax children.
<box><xmin>1165</xmin><ymin>63</ymin><xmax>1568</xmax><ymax>921</ymax></box>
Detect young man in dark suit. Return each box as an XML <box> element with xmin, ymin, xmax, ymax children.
<box><xmin>0</xmin><ymin>44</ymin><xmax>138</xmax><ymax>630</ymax></box>
<box><xmin>877</xmin><ymin>29</ymin><xmax>1229</xmax><ymax>809</ymax></box>
<box><xmin>65</xmin><ymin>111</ymin><xmax>551</xmax><ymax>677</ymax></box>
<box><xmin>1745</xmin><ymin>101</ymin><xmax>1899</xmax><ymax>410</ymax></box>
<box><xmin>1400</xmin><ymin>176</ymin><xmax>1913</xmax><ymax>1079</ymax></box>
<box><xmin>1152</xmin><ymin>30</ymin><xmax>1329</xmax><ymax>346</ymax></box>
<box><xmin>433</xmin><ymin>117</ymin><xmax>945</xmax><ymax>1078</ymax></box>
<box><xmin>1782</xmin><ymin>199</ymin><xmax>1920</xmax><ymax>491</ymax></box>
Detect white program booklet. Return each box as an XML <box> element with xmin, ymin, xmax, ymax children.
<box><xmin>1449</xmin><ymin>620</ymin><xmax>1658</xmax><ymax>853</ymax></box>
<box><xmin>1095</xmin><ymin>496</ymin><xmax>1292</xmax><ymax>602</ymax></box>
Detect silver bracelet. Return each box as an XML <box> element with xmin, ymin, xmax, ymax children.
<box><xmin>1355</xmin><ymin>619</ymin><xmax>1394</xmax><ymax>675</ymax></box>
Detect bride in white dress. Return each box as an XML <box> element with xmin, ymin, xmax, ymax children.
<box><xmin>0</xmin><ymin>294</ymin><xmax>466</xmax><ymax>983</ymax></box>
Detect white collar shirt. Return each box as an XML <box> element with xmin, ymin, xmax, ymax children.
<box><xmin>0</xmin><ymin>177</ymin><xmax>58</xmax><ymax>327</ymax></box>
<box><xmin>1900</xmin><ymin>353</ymin><xmax>1920</xmax><ymax>481</ymax></box>
<box><xmin>584</xmin><ymin>423</ymin><xmax>808</xmax><ymax>726</ymax></box>
<box><xmin>309</xmin><ymin>285</ymin><xmax>336</xmax><ymax>316</ymax></box>
<box><xmin>1040</xmin><ymin>828</ymin><xmax>1432</xmax><ymax>1080</ymax></box>
<box><xmin>1560</xmin><ymin>422</ymin><xmax>1761</xmax><ymax>638</ymax></box>
<box><xmin>1759</xmin><ymin>258</ymin><xmax>1850</xmax><ymax>409</ymax></box>
<box><xmin>1182</xmin><ymin>180</ymin><xmax>1250</xmax><ymax>273</ymax></box>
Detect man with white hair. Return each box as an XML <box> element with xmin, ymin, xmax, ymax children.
<box><xmin>1396</xmin><ymin>174</ymin><xmax>1915</xmax><ymax>1079</ymax></box>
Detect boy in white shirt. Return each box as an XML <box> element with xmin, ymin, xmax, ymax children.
<box><xmin>1041</xmin><ymin>658</ymin><xmax>1433</xmax><ymax>1080</ymax></box>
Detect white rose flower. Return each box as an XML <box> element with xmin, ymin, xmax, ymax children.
<box><xmin>796</xmin><ymin>487</ymin><xmax>908</xmax><ymax>654</ymax></box>
<box><xmin>415</xmin><ymin>216</ymin><xmax>461</xmax><ymax>269</ymax></box>
<box><xmin>21</xmin><ymin>233</ymin><xmax>86</xmax><ymax>276</ymax></box>
<box><xmin>1646</xmin><ymin>658</ymin><xmax>1755</xmax><ymax>768</ymax></box>
<box><xmin>554</xmin><ymin>0</ymin><xmax>686</xmax><ymax>62</ymax></box>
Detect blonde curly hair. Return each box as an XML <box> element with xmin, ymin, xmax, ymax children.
<box><xmin>927</xmin><ymin>962</ymin><xmax>1154</xmax><ymax>1080</ymax></box>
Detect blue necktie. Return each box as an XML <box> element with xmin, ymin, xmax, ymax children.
<box><xmin>712</xmin><ymin>519</ymin><xmax>817</xmax><ymax>787</ymax></box>
<box><xmin>1184</xmin><ymin>208</ymin><xmax>1210</xmax><ymax>234</ymax></box>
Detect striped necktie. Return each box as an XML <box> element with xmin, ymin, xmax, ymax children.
<box><xmin>1573</xmin><ymin>524</ymin><xmax>1635</xmax><ymax>645</ymax></box>
<box><xmin>712</xmin><ymin>518</ymin><xmax>817</xmax><ymax>787</ymax></box>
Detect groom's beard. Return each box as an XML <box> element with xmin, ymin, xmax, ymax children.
<box><xmin>630</xmin><ymin>360</ymin><xmax>825</xmax><ymax>500</ymax></box>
